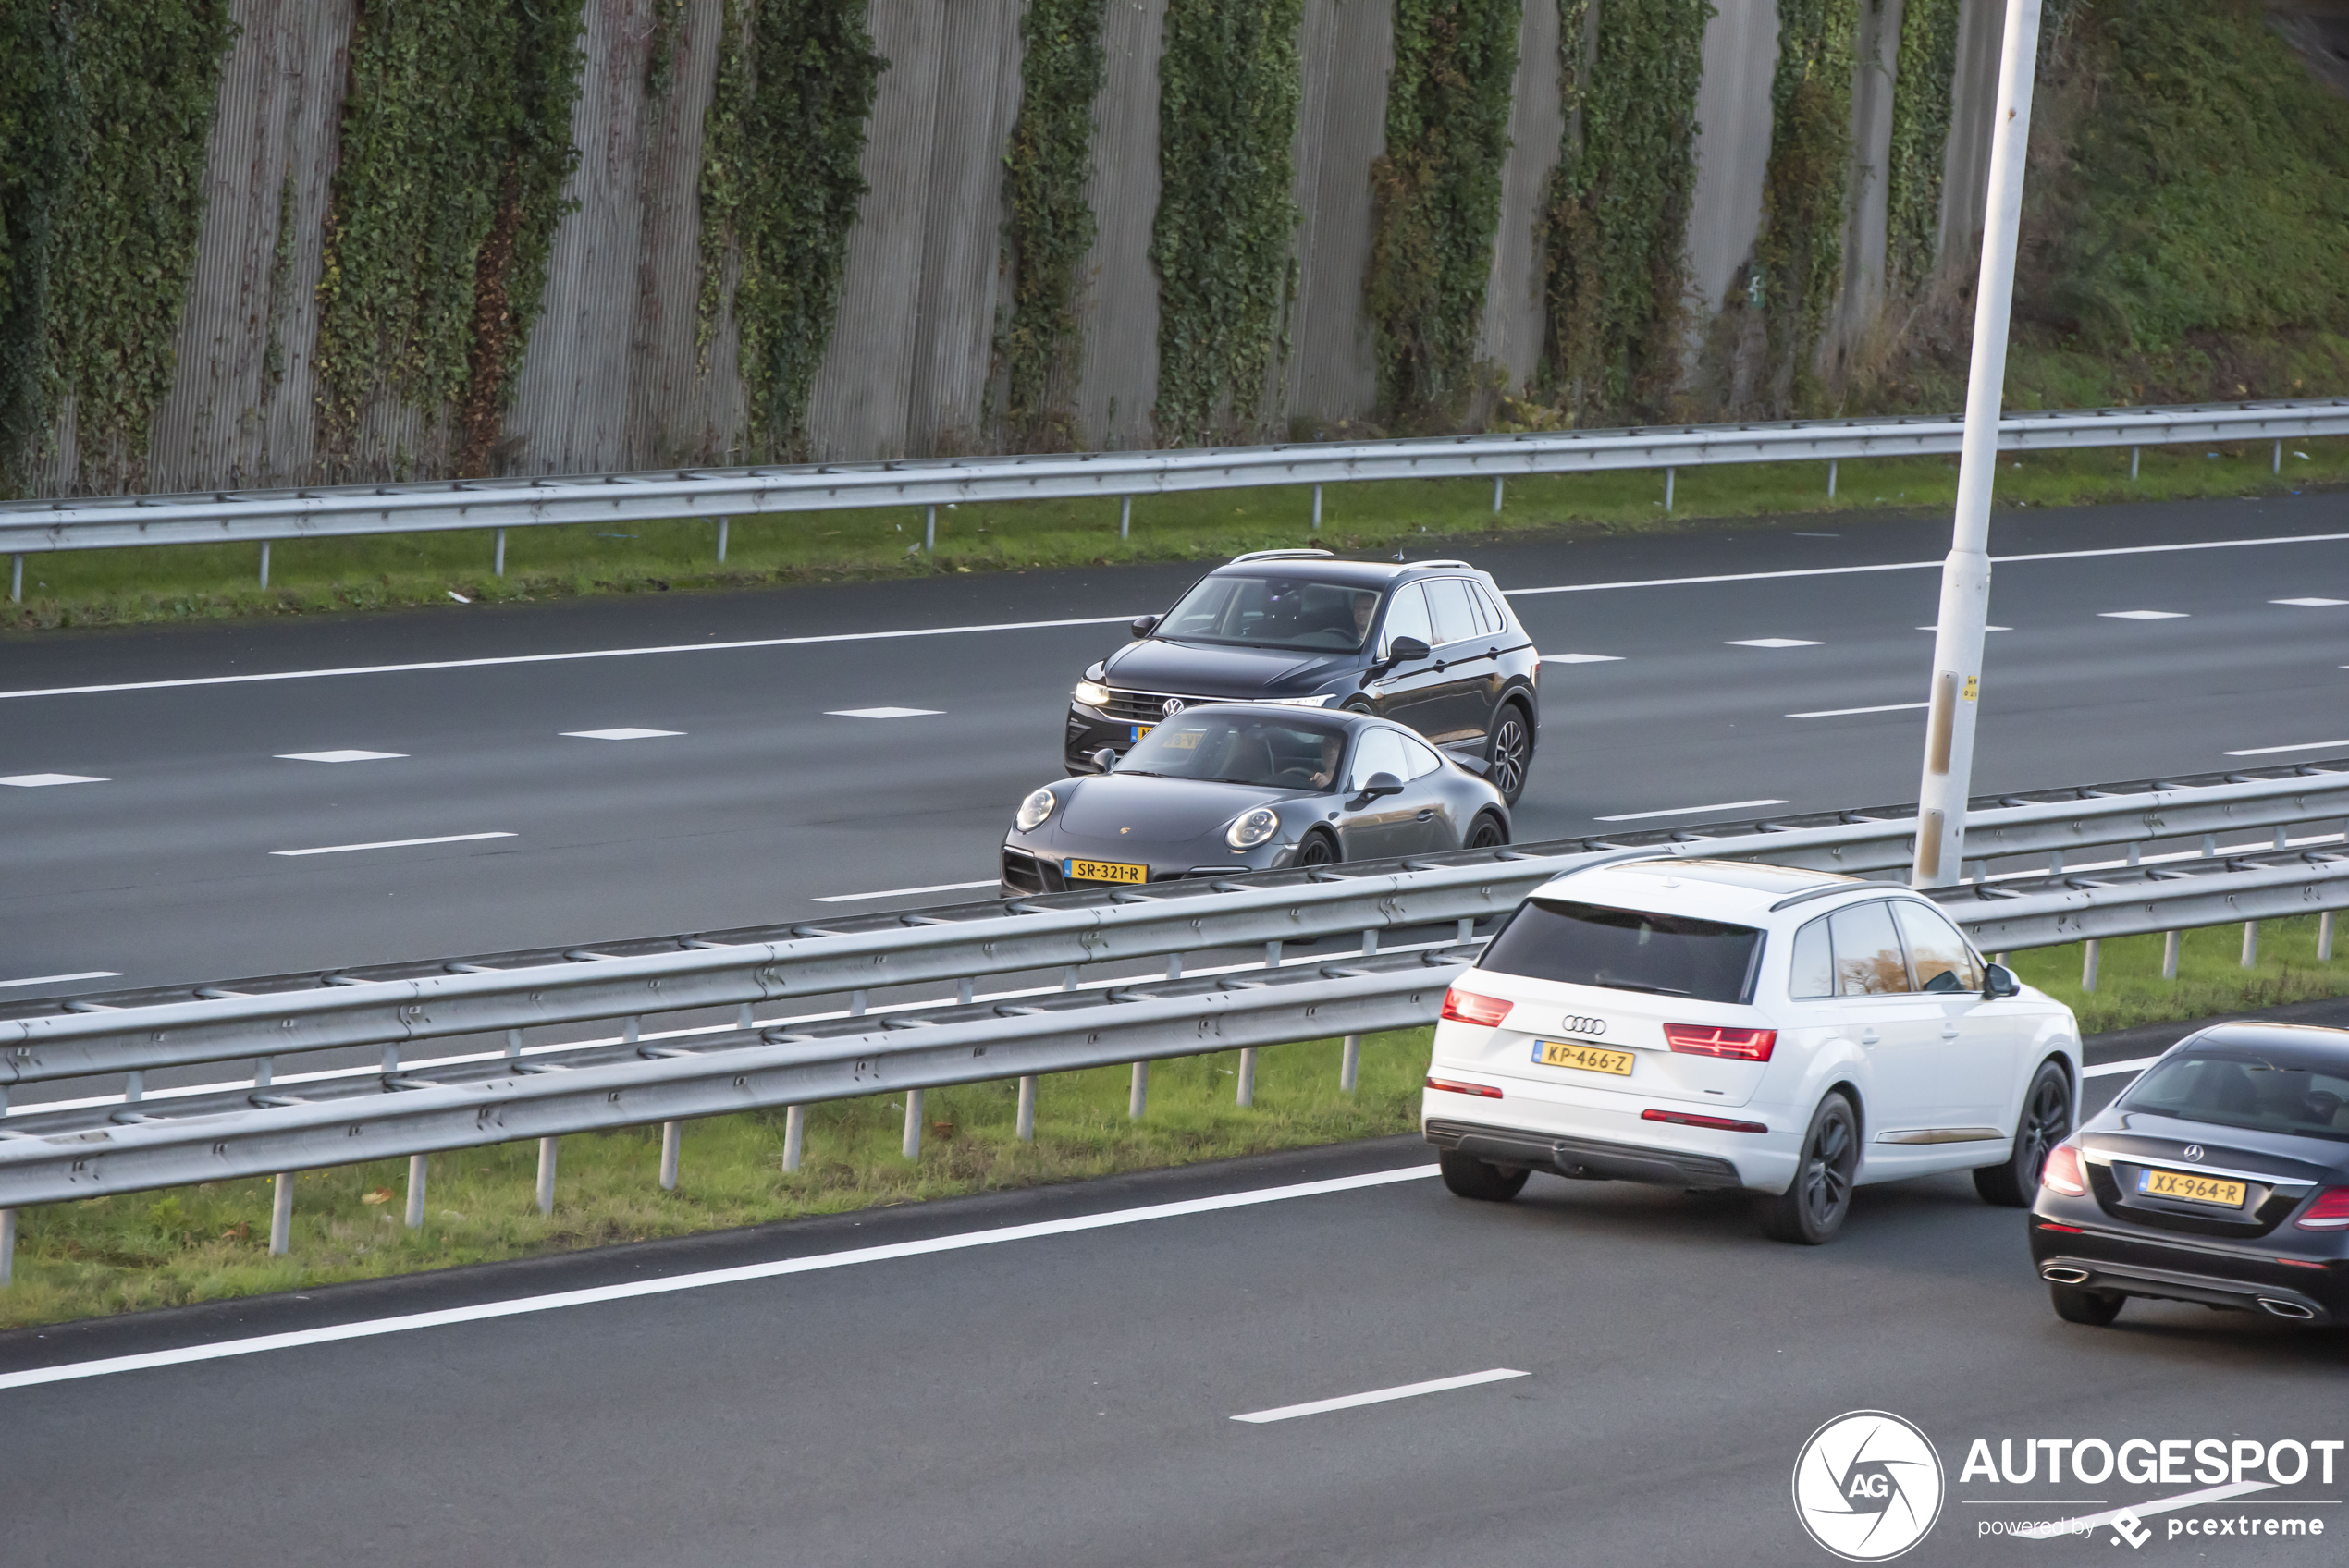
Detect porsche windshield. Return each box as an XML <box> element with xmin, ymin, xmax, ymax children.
<box><xmin>1155</xmin><ymin>573</ymin><xmax>1381</xmax><ymax>652</ymax></box>
<box><xmin>1118</xmin><ymin>713</ymin><xmax>1347</xmax><ymax>790</ymax></box>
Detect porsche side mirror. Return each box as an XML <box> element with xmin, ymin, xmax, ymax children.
<box><xmin>1091</xmin><ymin>748</ymin><xmax>1120</xmax><ymax>774</ymax></box>
<box><xmin>1129</xmin><ymin>615</ymin><xmax>1158</xmax><ymax>640</ymax></box>
<box><xmin>1360</xmin><ymin>771</ymin><xmax>1404</xmax><ymax>799</ymax></box>
<box><xmin>1983</xmin><ymin>962</ymin><xmax>2020</xmax><ymax>998</ymax></box>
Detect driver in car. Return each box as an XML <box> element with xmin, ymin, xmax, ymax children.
<box><xmin>1350</xmin><ymin>593</ymin><xmax>1376</xmax><ymax>645</ymax></box>
<box><xmin>1307</xmin><ymin>731</ymin><xmax>1344</xmax><ymax>790</ymax></box>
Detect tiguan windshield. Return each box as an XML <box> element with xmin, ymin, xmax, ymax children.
<box><xmin>1155</xmin><ymin>574</ymin><xmax>1381</xmax><ymax>652</ymax></box>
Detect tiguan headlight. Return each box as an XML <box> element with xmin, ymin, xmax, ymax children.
<box><xmin>1073</xmin><ymin>680</ymin><xmax>1113</xmax><ymax>708</ymax></box>
<box><xmin>1015</xmin><ymin>787</ymin><xmax>1058</xmax><ymax>832</ymax></box>
<box><xmin>1225</xmin><ymin>806</ymin><xmax>1281</xmax><ymax>850</ymax></box>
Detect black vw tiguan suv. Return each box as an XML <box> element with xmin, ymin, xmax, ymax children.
<box><xmin>1065</xmin><ymin>550</ymin><xmax>1542</xmax><ymax>802</ymax></box>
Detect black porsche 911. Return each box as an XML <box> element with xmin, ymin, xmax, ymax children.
<box><xmin>2030</xmin><ymin>1022</ymin><xmax>2349</xmax><ymax>1329</ymax></box>
<box><xmin>1001</xmin><ymin>704</ymin><xmax>1510</xmax><ymax>895</ymax></box>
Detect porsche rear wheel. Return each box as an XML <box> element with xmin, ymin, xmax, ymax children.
<box><xmin>1466</xmin><ymin>813</ymin><xmax>1508</xmax><ymax>851</ymax></box>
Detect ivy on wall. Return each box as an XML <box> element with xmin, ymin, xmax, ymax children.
<box><xmin>1542</xmin><ymin>0</ymin><xmax>1711</xmax><ymax>423</ymax></box>
<box><xmin>697</xmin><ymin>0</ymin><xmax>885</xmax><ymax>459</ymax></box>
<box><xmin>0</xmin><ymin>0</ymin><xmax>233</xmax><ymax>492</ymax></box>
<box><xmin>1365</xmin><ymin>0</ymin><xmax>1520</xmax><ymax>424</ymax></box>
<box><xmin>1753</xmin><ymin>0</ymin><xmax>1861</xmax><ymax>413</ymax></box>
<box><xmin>1152</xmin><ymin>0</ymin><xmax>1304</xmax><ymax>449</ymax></box>
<box><xmin>999</xmin><ymin>0</ymin><xmax>1107</xmax><ymax>448</ymax></box>
<box><xmin>1885</xmin><ymin>0</ymin><xmax>1962</xmax><ymax>300</ymax></box>
<box><xmin>314</xmin><ymin>0</ymin><xmax>586</xmax><ymax>477</ymax></box>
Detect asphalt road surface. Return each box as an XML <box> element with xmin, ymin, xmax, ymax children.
<box><xmin>1</xmin><ymin>1007</ymin><xmax>2342</xmax><ymax>1568</ymax></box>
<box><xmin>2</xmin><ymin>491</ymin><xmax>2343</xmax><ymax>997</ymax></box>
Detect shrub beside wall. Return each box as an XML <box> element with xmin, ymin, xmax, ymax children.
<box><xmin>999</xmin><ymin>0</ymin><xmax>1109</xmax><ymax>448</ymax></box>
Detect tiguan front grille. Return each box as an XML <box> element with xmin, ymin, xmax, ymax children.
<box><xmin>1101</xmin><ymin>688</ymin><xmax>1221</xmax><ymax>724</ymax></box>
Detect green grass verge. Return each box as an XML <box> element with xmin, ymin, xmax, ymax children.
<box><xmin>6</xmin><ymin>915</ymin><xmax>2348</xmax><ymax>1329</ymax></box>
<box><xmin>6</xmin><ymin>435</ymin><xmax>2345</xmax><ymax>633</ymax></box>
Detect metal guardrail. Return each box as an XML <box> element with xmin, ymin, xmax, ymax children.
<box><xmin>4</xmin><ymin>398</ymin><xmax>2343</xmax><ymax>562</ymax></box>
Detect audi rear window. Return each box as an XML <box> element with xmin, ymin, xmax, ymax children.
<box><xmin>1477</xmin><ymin>899</ymin><xmax>1764</xmax><ymax>1005</ymax></box>
<box><xmin>2120</xmin><ymin>1051</ymin><xmax>2349</xmax><ymax>1144</ymax></box>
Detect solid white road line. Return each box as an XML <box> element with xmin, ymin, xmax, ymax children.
<box><xmin>0</xmin><ymin>773</ymin><xmax>105</xmax><ymax>787</ymax></box>
<box><xmin>2099</xmin><ymin>609</ymin><xmax>2188</xmax><ymax>620</ymax></box>
<box><xmin>0</xmin><ymin>971</ymin><xmax>121</xmax><ymax>989</ymax></box>
<box><xmin>270</xmin><ymin>831</ymin><xmax>517</xmax><ymax>857</ymax></box>
<box><xmin>1542</xmin><ymin>653</ymin><xmax>1623</xmax><ymax>664</ymax></box>
<box><xmin>2011</xmin><ymin>1481</ymin><xmax>2276</xmax><ymax>1541</ymax></box>
<box><xmin>1230</xmin><ymin>1368</ymin><xmax>1530</xmax><ymax>1425</ymax></box>
<box><xmin>1595</xmin><ymin>798</ymin><xmax>1789</xmax><ymax>822</ymax></box>
<box><xmin>0</xmin><ymin>1164</ymin><xmax>1441</xmax><ymax>1391</ymax></box>
<box><xmin>560</xmin><ymin>728</ymin><xmax>683</xmax><ymax>741</ymax></box>
<box><xmin>2272</xmin><ymin>597</ymin><xmax>2348</xmax><ymax>606</ymax></box>
<box><xmin>1726</xmin><ymin>638</ymin><xmax>1821</xmax><ymax>649</ymax></box>
<box><xmin>826</xmin><ymin>706</ymin><xmax>943</xmax><ymax>719</ymax></box>
<box><xmin>2083</xmin><ymin>1056</ymin><xmax>2160</xmax><ymax>1080</ymax></box>
<box><xmin>274</xmin><ymin>750</ymin><xmax>407</xmax><ymax>764</ymax></box>
<box><xmin>1916</xmin><ymin>624</ymin><xmax>2010</xmax><ymax>631</ymax></box>
<box><xmin>812</xmin><ymin>878</ymin><xmax>1000</xmax><ymax>902</ymax></box>
<box><xmin>2223</xmin><ymin>740</ymin><xmax>2349</xmax><ymax>757</ymax></box>
<box><xmin>1788</xmin><ymin>701</ymin><xmax>1930</xmax><ymax>719</ymax></box>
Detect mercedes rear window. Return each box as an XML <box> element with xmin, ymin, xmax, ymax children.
<box><xmin>1477</xmin><ymin>899</ymin><xmax>1765</xmax><ymax>1005</ymax></box>
<box><xmin>2120</xmin><ymin>1051</ymin><xmax>2349</xmax><ymax>1144</ymax></box>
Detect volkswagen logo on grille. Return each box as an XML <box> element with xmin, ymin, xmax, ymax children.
<box><xmin>2183</xmin><ymin>1145</ymin><xmax>2205</xmax><ymax>1162</ymax></box>
<box><xmin>1162</xmin><ymin>697</ymin><xmax>1186</xmax><ymax>716</ymax></box>
<box><xmin>1560</xmin><ymin>1015</ymin><xmax>1606</xmax><ymax>1036</ymax></box>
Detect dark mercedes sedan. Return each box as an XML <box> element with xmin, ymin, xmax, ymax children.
<box><xmin>1003</xmin><ymin>704</ymin><xmax>1510</xmax><ymax>895</ymax></box>
<box><xmin>2030</xmin><ymin>1023</ymin><xmax>2349</xmax><ymax>1329</ymax></box>
<box><xmin>1065</xmin><ymin>550</ymin><xmax>1541</xmax><ymax>802</ymax></box>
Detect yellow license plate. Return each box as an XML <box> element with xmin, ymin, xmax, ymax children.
<box><xmin>1533</xmin><ymin>1040</ymin><xmax>1634</xmax><ymax>1076</ymax></box>
<box><xmin>1065</xmin><ymin>857</ymin><xmax>1149</xmax><ymax>885</ymax></box>
<box><xmin>2138</xmin><ymin>1168</ymin><xmax>2247</xmax><ymax>1208</ymax></box>
<box><xmin>1128</xmin><ymin>725</ymin><xmax>1152</xmax><ymax>741</ymax></box>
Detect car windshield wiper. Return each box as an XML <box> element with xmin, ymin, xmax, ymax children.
<box><xmin>1590</xmin><ymin>979</ymin><xmax>1692</xmax><ymax>997</ymax></box>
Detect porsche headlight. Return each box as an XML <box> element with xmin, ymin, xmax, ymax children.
<box><xmin>1225</xmin><ymin>806</ymin><xmax>1281</xmax><ymax>850</ymax></box>
<box><xmin>1073</xmin><ymin>680</ymin><xmax>1113</xmax><ymax>708</ymax></box>
<box><xmin>1015</xmin><ymin>787</ymin><xmax>1057</xmax><ymax>832</ymax></box>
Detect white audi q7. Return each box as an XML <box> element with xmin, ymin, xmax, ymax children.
<box><xmin>1421</xmin><ymin>858</ymin><xmax>2083</xmax><ymax>1243</ymax></box>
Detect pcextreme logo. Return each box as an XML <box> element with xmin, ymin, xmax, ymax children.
<box><xmin>1792</xmin><ymin>1410</ymin><xmax>1947</xmax><ymax>1562</ymax></box>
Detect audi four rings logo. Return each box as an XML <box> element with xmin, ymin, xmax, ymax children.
<box><xmin>1162</xmin><ymin>697</ymin><xmax>1186</xmax><ymax>716</ymax></box>
<box><xmin>2183</xmin><ymin>1145</ymin><xmax>2205</xmax><ymax>1161</ymax></box>
<box><xmin>1559</xmin><ymin>1015</ymin><xmax>1606</xmax><ymax>1036</ymax></box>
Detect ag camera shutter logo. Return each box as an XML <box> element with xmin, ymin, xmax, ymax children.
<box><xmin>1792</xmin><ymin>1410</ymin><xmax>1945</xmax><ymax>1561</ymax></box>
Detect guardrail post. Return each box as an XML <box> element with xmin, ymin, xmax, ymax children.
<box><xmin>270</xmin><ymin>1172</ymin><xmax>292</xmax><ymax>1255</ymax></box>
<box><xmin>2130</xmin><ymin>446</ymin><xmax>2141</xmax><ymax>482</ymax></box>
<box><xmin>2242</xmin><ymin>922</ymin><xmax>2260</xmax><ymax>968</ymax></box>
<box><xmin>958</xmin><ymin>976</ymin><xmax>975</xmax><ymax>1004</ymax></box>
<box><xmin>1664</xmin><ymin>468</ymin><xmax>1675</xmax><ymax>512</ymax></box>
<box><xmin>659</xmin><ymin>1121</ymin><xmax>681</xmax><ymax>1190</ymax></box>
<box><xmin>2321</xmin><ymin>911</ymin><xmax>2336</xmax><ymax>963</ymax></box>
<box><xmin>535</xmin><ymin>1137</ymin><xmax>557</xmax><ymax>1215</ymax></box>
<box><xmin>1491</xmin><ymin>477</ymin><xmax>1504</xmax><ymax>514</ymax></box>
<box><xmin>2162</xmin><ymin>930</ymin><xmax>2181</xmax><ymax>979</ymax></box>
<box><xmin>1166</xmin><ymin>954</ymin><xmax>1182</xmax><ymax>980</ymax></box>
<box><xmin>505</xmin><ymin>1029</ymin><xmax>523</xmax><ymax>1060</ymax></box>
<box><xmin>1016</xmin><ymin>1074</ymin><xmax>1038</xmax><ymax>1140</ymax></box>
<box><xmin>781</xmin><ymin>1105</ymin><xmax>806</xmax><ymax>1171</ymax></box>
<box><xmin>924</xmin><ymin>505</ymin><xmax>936</xmax><ymax>553</ymax></box>
<box><xmin>1826</xmin><ymin>459</ymin><xmax>1838</xmax><ymax>499</ymax></box>
<box><xmin>1236</xmin><ymin>1047</ymin><xmax>1257</xmax><ymax>1106</ymax></box>
<box><xmin>1129</xmin><ymin>1061</ymin><xmax>1148</xmax><ymax>1120</ymax></box>
<box><xmin>717</xmin><ymin>517</ymin><xmax>729</xmax><ymax>563</ymax></box>
<box><xmin>495</xmin><ymin>527</ymin><xmax>507</xmax><ymax>576</ymax></box>
<box><xmin>1362</xmin><ymin>928</ymin><xmax>1379</xmax><ymax>956</ymax></box>
<box><xmin>8</xmin><ymin>554</ymin><xmax>19</xmax><ymax>603</ymax></box>
<box><xmin>2080</xmin><ymin>939</ymin><xmax>2099</xmax><ymax>992</ymax></box>
<box><xmin>1</xmin><ymin>1207</ymin><xmax>14</xmax><ymax>1286</ymax></box>
<box><xmin>1311</xmin><ymin>484</ymin><xmax>1322</xmax><ymax>531</ymax></box>
<box><xmin>258</xmin><ymin>540</ymin><xmax>270</xmax><ymax>588</ymax></box>
<box><xmin>1120</xmin><ymin>496</ymin><xmax>1132</xmax><ymax>539</ymax></box>
<box><xmin>1341</xmin><ymin>1034</ymin><xmax>1361</xmax><ymax>1094</ymax></box>
<box><xmin>902</xmin><ymin>1090</ymin><xmax>924</xmax><ymax>1158</ymax></box>
<box><xmin>125</xmin><ymin>1069</ymin><xmax>144</xmax><ymax>1104</ymax></box>
<box><xmin>2274</xmin><ymin>440</ymin><xmax>2283</xmax><ymax>475</ymax></box>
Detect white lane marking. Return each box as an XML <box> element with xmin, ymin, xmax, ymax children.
<box><xmin>1542</xmin><ymin>653</ymin><xmax>1623</xmax><ymax>664</ymax></box>
<box><xmin>2223</xmin><ymin>740</ymin><xmax>2349</xmax><ymax>757</ymax></box>
<box><xmin>270</xmin><ymin>831</ymin><xmax>516</xmax><ymax>857</ymax></box>
<box><xmin>826</xmin><ymin>706</ymin><xmax>942</xmax><ymax>719</ymax></box>
<box><xmin>275</xmin><ymin>750</ymin><xmax>407</xmax><ymax>764</ymax></box>
<box><xmin>1788</xmin><ymin>702</ymin><xmax>1929</xmax><ymax>719</ymax></box>
<box><xmin>1231</xmin><ymin>1367</ymin><xmax>1530</xmax><ymax>1425</ymax></box>
<box><xmin>0</xmin><ymin>971</ymin><xmax>121</xmax><ymax>989</ymax></box>
<box><xmin>1502</xmin><ymin>530</ymin><xmax>2349</xmax><ymax>598</ymax></box>
<box><xmin>0</xmin><ymin>615</ymin><xmax>1138</xmax><ymax>703</ymax></box>
<box><xmin>560</xmin><ymin>728</ymin><xmax>684</xmax><ymax>741</ymax></box>
<box><xmin>2084</xmin><ymin>1056</ymin><xmax>2159</xmax><ymax>1080</ymax></box>
<box><xmin>1595</xmin><ymin>798</ymin><xmax>1789</xmax><ymax>822</ymax></box>
<box><xmin>2099</xmin><ymin>609</ymin><xmax>2188</xmax><ymax>620</ymax></box>
<box><xmin>2273</xmin><ymin>597</ymin><xmax>2348</xmax><ymax>606</ymax></box>
<box><xmin>0</xmin><ymin>1164</ymin><xmax>1441</xmax><ymax>1391</ymax></box>
<box><xmin>2011</xmin><ymin>1480</ymin><xmax>2276</xmax><ymax>1541</ymax></box>
<box><xmin>1916</xmin><ymin>624</ymin><xmax>2011</xmax><ymax>631</ymax></box>
<box><xmin>1726</xmin><ymin>638</ymin><xmax>1822</xmax><ymax>649</ymax></box>
<box><xmin>0</xmin><ymin>773</ymin><xmax>106</xmax><ymax>787</ymax></box>
<box><xmin>812</xmin><ymin>878</ymin><xmax>1000</xmax><ymax>903</ymax></box>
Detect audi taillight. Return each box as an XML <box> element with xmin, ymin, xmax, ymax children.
<box><xmin>1440</xmin><ymin>988</ymin><xmax>1513</xmax><ymax>1027</ymax></box>
<box><xmin>2294</xmin><ymin>1187</ymin><xmax>2349</xmax><ymax>1231</ymax></box>
<box><xmin>1425</xmin><ymin>1075</ymin><xmax>1503</xmax><ymax>1099</ymax></box>
<box><xmin>1662</xmin><ymin>1023</ymin><xmax>1776</xmax><ymax>1061</ymax></box>
<box><xmin>1640</xmin><ymin>1108</ymin><xmax>1768</xmax><ymax>1134</ymax></box>
<box><xmin>2041</xmin><ymin>1143</ymin><xmax>2088</xmax><ymax>1197</ymax></box>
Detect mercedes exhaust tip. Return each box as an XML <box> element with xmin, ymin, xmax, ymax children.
<box><xmin>2257</xmin><ymin>1298</ymin><xmax>2317</xmax><ymax>1321</ymax></box>
<box><xmin>2041</xmin><ymin>1266</ymin><xmax>2091</xmax><ymax>1285</ymax></box>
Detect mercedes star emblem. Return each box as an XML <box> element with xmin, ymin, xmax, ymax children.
<box><xmin>2183</xmin><ymin>1145</ymin><xmax>2205</xmax><ymax>1161</ymax></box>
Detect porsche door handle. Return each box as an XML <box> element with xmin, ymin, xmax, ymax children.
<box><xmin>1415</xmin><ymin>809</ymin><xmax>1436</xmax><ymax>822</ymax></box>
